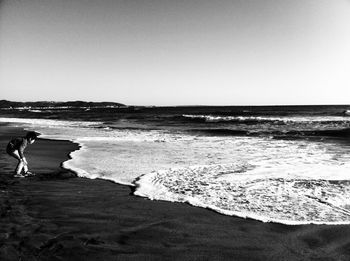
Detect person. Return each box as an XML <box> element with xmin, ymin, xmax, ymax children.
<box><xmin>6</xmin><ymin>131</ymin><xmax>38</xmax><ymax>177</ymax></box>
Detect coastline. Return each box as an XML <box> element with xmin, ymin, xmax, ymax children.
<box><xmin>1</xmin><ymin>126</ymin><xmax>350</xmax><ymax>260</ymax></box>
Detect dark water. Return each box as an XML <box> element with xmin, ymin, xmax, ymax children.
<box><xmin>1</xmin><ymin>105</ymin><xmax>350</xmax><ymax>142</ymax></box>
<box><xmin>1</xmin><ymin>104</ymin><xmax>350</xmax><ymax>224</ymax></box>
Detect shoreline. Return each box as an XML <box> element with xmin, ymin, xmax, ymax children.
<box><xmin>1</xmin><ymin>125</ymin><xmax>350</xmax><ymax>260</ymax></box>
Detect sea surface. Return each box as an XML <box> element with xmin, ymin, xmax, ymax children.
<box><xmin>1</xmin><ymin>105</ymin><xmax>350</xmax><ymax>225</ymax></box>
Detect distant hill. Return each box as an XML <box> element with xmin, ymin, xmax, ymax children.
<box><xmin>0</xmin><ymin>100</ymin><xmax>126</xmax><ymax>109</ymax></box>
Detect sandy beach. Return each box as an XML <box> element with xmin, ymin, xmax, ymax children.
<box><xmin>1</xmin><ymin>125</ymin><xmax>350</xmax><ymax>261</ymax></box>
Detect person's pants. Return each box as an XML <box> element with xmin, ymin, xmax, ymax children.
<box><xmin>7</xmin><ymin>150</ymin><xmax>28</xmax><ymax>174</ymax></box>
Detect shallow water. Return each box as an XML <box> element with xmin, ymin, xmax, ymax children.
<box><xmin>1</xmin><ymin>105</ymin><xmax>350</xmax><ymax>224</ymax></box>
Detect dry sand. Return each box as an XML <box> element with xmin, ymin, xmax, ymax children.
<box><xmin>1</xmin><ymin>124</ymin><xmax>350</xmax><ymax>261</ymax></box>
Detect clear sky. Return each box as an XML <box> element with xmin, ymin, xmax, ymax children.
<box><xmin>0</xmin><ymin>0</ymin><xmax>350</xmax><ymax>106</ymax></box>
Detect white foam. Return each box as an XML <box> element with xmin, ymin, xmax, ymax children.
<box><xmin>28</xmin><ymin>109</ymin><xmax>44</xmax><ymax>113</ymax></box>
<box><xmin>182</xmin><ymin>114</ymin><xmax>350</xmax><ymax>123</ymax></box>
<box><xmin>0</xmin><ymin>117</ymin><xmax>102</xmax><ymax>127</ymax></box>
<box><xmin>135</xmin><ymin>165</ymin><xmax>350</xmax><ymax>225</ymax></box>
<box><xmin>2</xmin><ymin>116</ymin><xmax>350</xmax><ymax>224</ymax></box>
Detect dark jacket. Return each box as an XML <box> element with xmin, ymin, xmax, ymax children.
<box><xmin>7</xmin><ymin>137</ymin><xmax>28</xmax><ymax>159</ymax></box>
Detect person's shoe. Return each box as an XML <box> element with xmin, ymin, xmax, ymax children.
<box><xmin>24</xmin><ymin>171</ymin><xmax>35</xmax><ymax>177</ymax></box>
<box><xmin>13</xmin><ymin>173</ymin><xmax>26</xmax><ymax>178</ymax></box>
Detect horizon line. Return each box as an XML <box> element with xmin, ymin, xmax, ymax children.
<box><xmin>1</xmin><ymin>100</ymin><xmax>349</xmax><ymax>107</ymax></box>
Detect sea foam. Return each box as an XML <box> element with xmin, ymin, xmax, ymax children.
<box><xmin>2</xmin><ymin>117</ymin><xmax>350</xmax><ymax>224</ymax></box>
<box><xmin>135</xmin><ymin>164</ymin><xmax>350</xmax><ymax>225</ymax></box>
<box><xmin>182</xmin><ymin>114</ymin><xmax>350</xmax><ymax>123</ymax></box>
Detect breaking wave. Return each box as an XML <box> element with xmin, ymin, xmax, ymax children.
<box><xmin>182</xmin><ymin>114</ymin><xmax>350</xmax><ymax>125</ymax></box>
<box><xmin>2</xmin><ymin>115</ymin><xmax>350</xmax><ymax>225</ymax></box>
<box><xmin>193</xmin><ymin>127</ymin><xmax>350</xmax><ymax>138</ymax></box>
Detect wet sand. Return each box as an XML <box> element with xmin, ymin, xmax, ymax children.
<box><xmin>1</xmin><ymin>125</ymin><xmax>350</xmax><ymax>261</ymax></box>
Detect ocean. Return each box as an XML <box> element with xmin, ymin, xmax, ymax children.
<box><xmin>1</xmin><ymin>105</ymin><xmax>350</xmax><ymax>225</ymax></box>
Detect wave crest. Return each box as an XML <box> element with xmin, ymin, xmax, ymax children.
<box><xmin>182</xmin><ymin>114</ymin><xmax>350</xmax><ymax>124</ymax></box>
